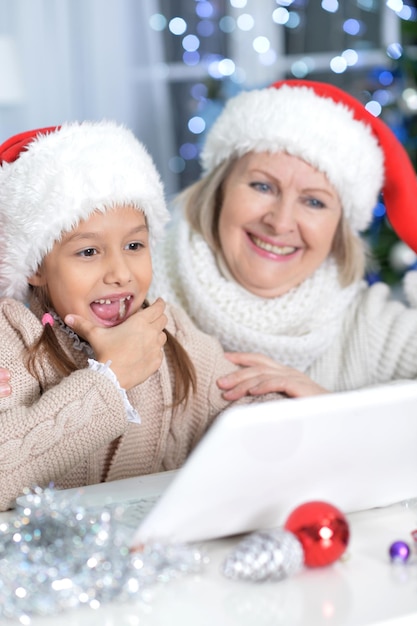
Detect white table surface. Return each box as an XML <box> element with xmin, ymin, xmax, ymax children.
<box><xmin>1</xmin><ymin>473</ymin><xmax>417</xmax><ymax>626</ymax></box>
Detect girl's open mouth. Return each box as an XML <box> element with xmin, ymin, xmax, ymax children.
<box><xmin>90</xmin><ymin>295</ymin><xmax>133</xmax><ymax>325</ymax></box>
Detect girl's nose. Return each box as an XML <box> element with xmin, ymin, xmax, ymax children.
<box><xmin>103</xmin><ymin>253</ymin><xmax>132</xmax><ymax>285</ymax></box>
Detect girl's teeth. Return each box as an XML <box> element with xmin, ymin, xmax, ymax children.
<box><xmin>94</xmin><ymin>295</ymin><xmax>132</xmax><ymax>305</ymax></box>
<box><xmin>91</xmin><ymin>296</ymin><xmax>132</xmax><ymax>320</ymax></box>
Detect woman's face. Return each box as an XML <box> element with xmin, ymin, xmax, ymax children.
<box><xmin>218</xmin><ymin>151</ymin><xmax>342</xmax><ymax>298</ymax></box>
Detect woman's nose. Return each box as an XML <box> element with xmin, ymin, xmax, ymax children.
<box><xmin>262</xmin><ymin>198</ymin><xmax>296</xmax><ymax>232</ymax></box>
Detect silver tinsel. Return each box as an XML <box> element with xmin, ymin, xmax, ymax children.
<box><xmin>222</xmin><ymin>528</ymin><xmax>304</xmax><ymax>582</ymax></box>
<box><xmin>0</xmin><ymin>487</ymin><xmax>206</xmax><ymax>621</ymax></box>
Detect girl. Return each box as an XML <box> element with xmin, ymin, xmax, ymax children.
<box><xmin>0</xmin><ymin>121</ymin><xmax>273</xmax><ymax>511</ymax></box>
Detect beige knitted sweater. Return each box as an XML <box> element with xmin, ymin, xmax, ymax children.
<box><xmin>0</xmin><ymin>297</ymin><xmax>267</xmax><ymax>511</ymax></box>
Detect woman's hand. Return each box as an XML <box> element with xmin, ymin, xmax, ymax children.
<box><xmin>65</xmin><ymin>298</ymin><xmax>167</xmax><ymax>390</ymax></box>
<box><xmin>0</xmin><ymin>368</ymin><xmax>11</xmax><ymax>398</ymax></box>
<box><xmin>217</xmin><ymin>352</ymin><xmax>328</xmax><ymax>399</ymax></box>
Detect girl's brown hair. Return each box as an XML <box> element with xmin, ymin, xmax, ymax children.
<box><xmin>178</xmin><ymin>158</ymin><xmax>367</xmax><ymax>288</ymax></box>
<box><xmin>27</xmin><ymin>287</ymin><xmax>196</xmax><ymax>408</ymax></box>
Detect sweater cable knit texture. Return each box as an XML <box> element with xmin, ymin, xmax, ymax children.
<box><xmin>0</xmin><ymin>296</ymin><xmax>271</xmax><ymax>511</ymax></box>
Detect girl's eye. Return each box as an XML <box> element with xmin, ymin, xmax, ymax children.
<box><xmin>250</xmin><ymin>181</ymin><xmax>271</xmax><ymax>193</ymax></box>
<box><xmin>78</xmin><ymin>248</ymin><xmax>97</xmax><ymax>257</ymax></box>
<box><xmin>125</xmin><ymin>241</ymin><xmax>144</xmax><ymax>251</ymax></box>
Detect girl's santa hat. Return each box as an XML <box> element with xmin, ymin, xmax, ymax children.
<box><xmin>0</xmin><ymin>121</ymin><xmax>169</xmax><ymax>301</ymax></box>
<box><xmin>201</xmin><ymin>79</ymin><xmax>417</xmax><ymax>249</ymax></box>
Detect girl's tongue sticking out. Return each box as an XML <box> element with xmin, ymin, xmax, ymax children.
<box><xmin>90</xmin><ymin>296</ymin><xmax>131</xmax><ymax>325</ymax></box>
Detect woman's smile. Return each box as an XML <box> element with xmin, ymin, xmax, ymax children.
<box><xmin>218</xmin><ymin>151</ymin><xmax>342</xmax><ymax>298</ymax></box>
<box><xmin>246</xmin><ymin>231</ymin><xmax>299</xmax><ymax>259</ymax></box>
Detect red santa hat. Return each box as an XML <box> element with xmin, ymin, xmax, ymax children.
<box><xmin>201</xmin><ymin>79</ymin><xmax>417</xmax><ymax>249</ymax></box>
<box><xmin>0</xmin><ymin>121</ymin><xmax>169</xmax><ymax>301</ymax></box>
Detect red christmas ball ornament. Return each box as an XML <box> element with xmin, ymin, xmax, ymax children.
<box><xmin>284</xmin><ymin>501</ymin><xmax>349</xmax><ymax>568</ymax></box>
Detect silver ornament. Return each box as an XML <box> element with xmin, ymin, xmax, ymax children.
<box><xmin>222</xmin><ymin>528</ymin><xmax>304</xmax><ymax>582</ymax></box>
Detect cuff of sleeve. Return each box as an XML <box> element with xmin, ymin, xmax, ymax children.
<box><xmin>87</xmin><ymin>359</ymin><xmax>141</xmax><ymax>424</ymax></box>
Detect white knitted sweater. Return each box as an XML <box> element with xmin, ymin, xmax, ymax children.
<box><xmin>150</xmin><ymin>218</ymin><xmax>417</xmax><ymax>391</ymax></box>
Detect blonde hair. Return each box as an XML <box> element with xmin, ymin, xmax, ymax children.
<box><xmin>27</xmin><ymin>286</ymin><xmax>197</xmax><ymax>408</ymax></box>
<box><xmin>178</xmin><ymin>158</ymin><xmax>366</xmax><ymax>288</ymax></box>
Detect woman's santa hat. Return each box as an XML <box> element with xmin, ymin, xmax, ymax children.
<box><xmin>0</xmin><ymin>121</ymin><xmax>169</xmax><ymax>301</ymax></box>
<box><xmin>201</xmin><ymin>79</ymin><xmax>417</xmax><ymax>248</ymax></box>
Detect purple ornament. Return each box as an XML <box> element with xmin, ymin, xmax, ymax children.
<box><xmin>389</xmin><ymin>540</ymin><xmax>411</xmax><ymax>563</ymax></box>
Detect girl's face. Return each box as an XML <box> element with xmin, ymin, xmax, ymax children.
<box><xmin>28</xmin><ymin>205</ymin><xmax>152</xmax><ymax>326</ymax></box>
<box><xmin>218</xmin><ymin>151</ymin><xmax>342</xmax><ymax>298</ymax></box>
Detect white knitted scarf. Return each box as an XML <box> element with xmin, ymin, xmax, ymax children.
<box><xmin>151</xmin><ymin>218</ymin><xmax>363</xmax><ymax>372</ymax></box>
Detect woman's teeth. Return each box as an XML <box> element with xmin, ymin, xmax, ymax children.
<box><xmin>251</xmin><ymin>235</ymin><xmax>296</xmax><ymax>255</ymax></box>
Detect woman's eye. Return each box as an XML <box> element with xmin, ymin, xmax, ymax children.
<box><xmin>250</xmin><ymin>181</ymin><xmax>271</xmax><ymax>193</ymax></box>
<box><xmin>306</xmin><ymin>197</ymin><xmax>325</xmax><ymax>209</ymax></box>
<box><xmin>79</xmin><ymin>248</ymin><xmax>97</xmax><ymax>257</ymax></box>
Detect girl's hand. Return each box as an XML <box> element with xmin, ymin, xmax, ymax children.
<box><xmin>217</xmin><ymin>352</ymin><xmax>328</xmax><ymax>400</ymax></box>
<box><xmin>65</xmin><ymin>298</ymin><xmax>167</xmax><ymax>390</ymax></box>
<box><xmin>0</xmin><ymin>367</ymin><xmax>11</xmax><ymax>398</ymax></box>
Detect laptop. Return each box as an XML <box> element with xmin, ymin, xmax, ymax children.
<box><xmin>133</xmin><ymin>381</ymin><xmax>417</xmax><ymax>544</ymax></box>
<box><xmin>57</xmin><ymin>381</ymin><xmax>417</xmax><ymax>545</ymax></box>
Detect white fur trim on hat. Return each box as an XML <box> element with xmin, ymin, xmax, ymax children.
<box><xmin>0</xmin><ymin>121</ymin><xmax>170</xmax><ymax>301</ymax></box>
<box><xmin>201</xmin><ymin>85</ymin><xmax>384</xmax><ymax>234</ymax></box>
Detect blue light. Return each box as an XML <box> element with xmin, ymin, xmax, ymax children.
<box><xmin>378</xmin><ymin>70</ymin><xmax>394</xmax><ymax>86</ymax></box>
<box><xmin>286</xmin><ymin>12</ymin><xmax>301</xmax><ymax>28</ymax></box>
<box><xmin>180</xmin><ymin>143</ymin><xmax>199</xmax><ymax>160</ymax></box>
<box><xmin>321</xmin><ymin>0</ymin><xmax>339</xmax><ymax>13</ymax></box>
<box><xmin>188</xmin><ymin>116</ymin><xmax>206</xmax><ymax>134</ymax></box>
<box><xmin>195</xmin><ymin>1</ymin><xmax>214</xmax><ymax>18</ymax></box>
<box><xmin>373</xmin><ymin>202</ymin><xmax>386</xmax><ymax>218</ymax></box>
<box><xmin>182</xmin><ymin>34</ymin><xmax>200</xmax><ymax>51</ymax></box>
<box><xmin>398</xmin><ymin>6</ymin><xmax>417</xmax><ymax>20</ymax></box>
<box><xmin>365</xmin><ymin>100</ymin><xmax>382</xmax><ymax>117</ymax></box>
<box><xmin>373</xmin><ymin>89</ymin><xmax>392</xmax><ymax>106</ymax></box>
<box><xmin>386</xmin><ymin>43</ymin><xmax>403</xmax><ymax>59</ymax></box>
<box><xmin>197</xmin><ymin>20</ymin><xmax>215</xmax><ymax>36</ymax></box>
<box><xmin>343</xmin><ymin>19</ymin><xmax>362</xmax><ymax>35</ymax></box>
<box><xmin>190</xmin><ymin>83</ymin><xmax>208</xmax><ymax>100</ymax></box>
<box><xmin>183</xmin><ymin>51</ymin><xmax>200</xmax><ymax>66</ymax></box>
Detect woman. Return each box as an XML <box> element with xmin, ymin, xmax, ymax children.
<box><xmin>150</xmin><ymin>79</ymin><xmax>417</xmax><ymax>398</ymax></box>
